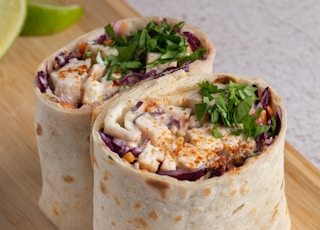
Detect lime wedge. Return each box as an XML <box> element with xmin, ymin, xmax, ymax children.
<box><xmin>0</xmin><ymin>0</ymin><xmax>27</xmax><ymax>59</ymax></box>
<box><xmin>20</xmin><ymin>1</ymin><xmax>84</xmax><ymax>36</ymax></box>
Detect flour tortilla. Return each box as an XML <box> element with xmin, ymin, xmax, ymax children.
<box><xmin>91</xmin><ymin>73</ymin><xmax>291</xmax><ymax>230</ymax></box>
<box><xmin>34</xmin><ymin>16</ymin><xmax>215</xmax><ymax>230</ymax></box>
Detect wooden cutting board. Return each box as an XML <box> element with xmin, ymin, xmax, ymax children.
<box><xmin>0</xmin><ymin>0</ymin><xmax>319</xmax><ymax>229</ymax></box>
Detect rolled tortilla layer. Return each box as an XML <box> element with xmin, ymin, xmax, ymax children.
<box><xmin>91</xmin><ymin>73</ymin><xmax>291</xmax><ymax>229</ymax></box>
<box><xmin>34</xmin><ymin>16</ymin><xmax>214</xmax><ymax>230</ymax></box>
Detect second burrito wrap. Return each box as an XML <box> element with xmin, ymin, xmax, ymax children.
<box><xmin>34</xmin><ymin>16</ymin><xmax>215</xmax><ymax>229</ymax></box>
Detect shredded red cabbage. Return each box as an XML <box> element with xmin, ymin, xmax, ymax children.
<box><xmin>119</xmin><ymin>62</ymin><xmax>190</xmax><ymax>87</ymax></box>
<box><xmin>157</xmin><ymin>168</ymin><xmax>208</xmax><ymax>181</ymax></box>
<box><xmin>183</xmin><ymin>31</ymin><xmax>202</xmax><ymax>51</ymax></box>
<box><xmin>168</xmin><ymin>117</ymin><xmax>181</xmax><ymax>130</ymax></box>
<box><xmin>53</xmin><ymin>51</ymin><xmax>82</xmax><ymax>70</ymax></box>
<box><xmin>154</xmin><ymin>62</ymin><xmax>190</xmax><ymax>78</ymax></box>
<box><xmin>275</xmin><ymin>106</ymin><xmax>282</xmax><ymax>135</ymax></box>
<box><xmin>130</xmin><ymin>147</ymin><xmax>143</xmax><ymax>157</ymax></box>
<box><xmin>131</xmin><ymin>101</ymin><xmax>143</xmax><ymax>111</ymax></box>
<box><xmin>99</xmin><ymin>130</ymin><xmax>129</xmax><ymax>157</ymax></box>
<box><xmin>257</xmin><ymin>87</ymin><xmax>270</xmax><ymax>109</ymax></box>
<box><xmin>120</xmin><ymin>70</ymin><xmax>157</xmax><ymax>87</ymax></box>
<box><xmin>36</xmin><ymin>69</ymin><xmax>49</xmax><ymax>93</ymax></box>
<box><xmin>95</xmin><ymin>34</ymin><xmax>107</xmax><ymax>44</ymax></box>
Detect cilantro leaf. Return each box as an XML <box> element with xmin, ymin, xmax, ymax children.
<box><xmin>235</xmin><ymin>96</ymin><xmax>257</xmax><ymax>123</ymax></box>
<box><xmin>195</xmin><ymin>103</ymin><xmax>208</xmax><ymax>120</ymax></box>
<box><xmin>212</xmin><ymin>126</ymin><xmax>223</xmax><ymax>138</ymax></box>
<box><xmin>243</xmin><ymin>111</ymin><xmax>269</xmax><ymax>138</ymax></box>
<box><xmin>116</xmin><ymin>46</ymin><xmax>136</xmax><ymax>62</ymax></box>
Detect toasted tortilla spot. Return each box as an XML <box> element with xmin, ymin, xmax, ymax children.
<box><xmin>111</xmin><ymin>221</ymin><xmax>116</xmax><ymax>227</ymax></box>
<box><xmin>52</xmin><ymin>205</ymin><xmax>59</xmax><ymax>216</ymax></box>
<box><xmin>36</xmin><ymin>123</ymin><xmax>42</xmax><ymax>136</ymax></box>
<box><xmin>145</xmin><ymin>178</ymin><xmax>170</xmax><ymax>199</ymax></box>
<box><xmin>91</xmin><ymin>154</ymin><xmax>98</xmax><ymax>168</ymax></box>
<box><xmin>128</xmin><ymin>218</ymin><xmax>148</xmax><ymax>229</ymax></box>
<box><xmin>174</xmin><ymin>215</ymin><xmax>182</xmax><ymax>222</ymax></box>
<box><xmin>280</xmin><ymin>177</ymin><xmax>284</xmax><ymax>190</ymax></box>
<box><xmin>62</xmin><ymin>175</ymin><xmax>74</xmax><ymax>183</ymax></box>
<box><xmin>248</xmin><ymin>208</ymin><xmax>256</xmax><ymax>216</ymax></box>
<box><xmin>240</xmin><ymin>183</ymin><xmax>250</xmax><ymax>194</ymax></box>
<box><xmin>232</xmin><ymin>203</ymin><xmax>245</xmax><ymax>215</ymax></box>
<box><xmin>202</xmin><ymin>188</ymin><xmax>211</xmax><ymax>196</ymax></box>
<box><xmin>114</xmin><ymin>196</ymin><xmax>120</xmax><ymax>206</ymax></box>
<box><xmin>133</xmin><ymin>202</ymin><xmax>141</xmax><ymax>210</ymax></box>
<box><xmin>103</xmin><ymin>170</ymin><xmax>111</xmax><ymax>180</ymax></box>
<box><xmin>271</xmin><ymin>202</ymin><xmax>280</xmax><ymax>222</ymax></box>
<box><xmin>100</xmin><ymin>180</ymin><xmax>107</xmax><ymax>195</ymax></box>
<box><xmin>180</xmin><ymin>188</ymin><xmax>187</xmax><ymax>199</ymax></box>
<box><xmin>229</xmin><ymin>188</ymin><xmax>238</xmax><ymax>196</ymax></box>
<box><xmin>101</xmin><ymin>205</ymin><xmax>105</xmax><ymax>210</ymax></box>
<box><xmin>194</xmin><ymin>207</ymin><xmax>201</xmax><ymax>213</ymax></box>
<box><xmin>147</xmin><ymin>210</ymin><xmax>158</xmax><ymax>221</ymax></box>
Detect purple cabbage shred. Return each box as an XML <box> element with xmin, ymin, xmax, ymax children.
<box><xmin>130</xmin><ymin>147</ymin><xmax>143</xmax><ymax>157</ymax></box>
<box><xmin>120</xmin><ymin>70</ymin><xmax>157</xmax><ymax>86</ymax></box>
<box><xmin>256</xmin><ymin>87</ymin><xmax>270</xmax><ymax>109</ymax></box>
<box><xmin>54</xmin><ymin>50</ymin><xmax>83</xmax><ymax>70</ymax></box>
<box><xmin>36</xmin><ymin>66</ymin><xmax>49</xmax><ymax>93</ymax></box>
<box><xmin>157</xmin><ymin>168</ymin><xmax>208</xmax><ymax>181</ymax></box>
<box><xmin>131</xmin><ymin>101</ymin><xmax>143</xmax><ymax>111</ymax></box>
<box><xmin>95</xmin><ymin>34</ymin><xmax>107</xmax><ymax>44</ymax></box>
<box><xmin>275</xmin><ymin>106</ymin><xmax>282</xmax><ymax>135</ymax></box>
<box><xmin>183</xmin><ymin>31</ymin><xmax>201</xmax><ymax>51</ymax></box>
<box><xmin>99</xmin><ymin>130</ymin><xmax>129</xmax><ymax>157</ymax></box>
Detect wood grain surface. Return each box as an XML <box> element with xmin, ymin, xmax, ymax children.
<box><xmin>0</xmin><ymin>0</ymin><xmax>319</xmax><ymax>229</ymax></box>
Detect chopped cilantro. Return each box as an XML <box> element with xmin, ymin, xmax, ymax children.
<box><xmin>102</xmin><ymin>20</ymin><xmax>206</xmax><ymax>81</ymax></box>
<box><xmin>85</xmin><ymin>51</ymin><xmax>92</xmax><ymax>58</ymax></box>
<box><xmin>212</xmin><ymin>125</ymin><xmax>223</xmax><ymax>138</ymax></box>
<box><xmin>196</xmin><ymin>81</ymin><xmax>276</xmax><ymax>139</ymax></box>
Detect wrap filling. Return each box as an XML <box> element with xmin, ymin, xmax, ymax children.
<box><xmin>100</xmin><ymin>80</ymin><xmax>282</xmax><ymax>181</ymax></box>
<box><xmin>36</xmin><ymin>19</ymin><xmax>207</xmax><ymax>108</ymax></box>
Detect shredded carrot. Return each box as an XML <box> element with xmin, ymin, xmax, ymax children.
<box><xmin>256</xmin><ymin>109</ymin><xmax>267</xmax><ymax>125</ymax></box>
<box><xmin>78</xmin><ymin>42</ymin><xmax>87</xmax><ymax>54</ymax></box>
<box><xmin>145</xmin><ymin>106</ymin><xmax>158</xmax><ymax>113</ymax></box>
<box><xmin>257</xmin><ymin>90</ymin><xmax>263</xmax><ymax>99</ymax></box>
<box><xmin>60</xmin><ymin>102</ymin><xmax>77</xmax><ymax>109</ymax></box>
<box><xmin>103</xmin><ymin>39</ymin><xmax>113</xmax><ymax>46</ymax></box>
<box><xmin>266</xmin><ymin>105</ymin><xmax>274</xmax><ymax>117</ymax></box>
<box><xmin>123</xmin><ymin>152</ymin><xmax>135</xmax><ymax>163</ymax></box>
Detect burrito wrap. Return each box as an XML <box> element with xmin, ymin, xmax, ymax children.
<box><xmin>91</xmin><ymin>72</ymin><xmax>290</xmax><ymax>229</ymax></box>
<box><xmin>34</xmin><ymin>16</ymin><xmax>215</xmax><ymax>229</ymax></box>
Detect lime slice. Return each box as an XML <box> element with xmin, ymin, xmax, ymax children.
<box><xmin>20</xmin><ymin>0</ymin><xmax>84</xmax><ymax>36</ymax></box>
<box><xmin>0</xmin><ymin>0</ymin><xmax>27</xmax><ymax>59</ymax></box>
